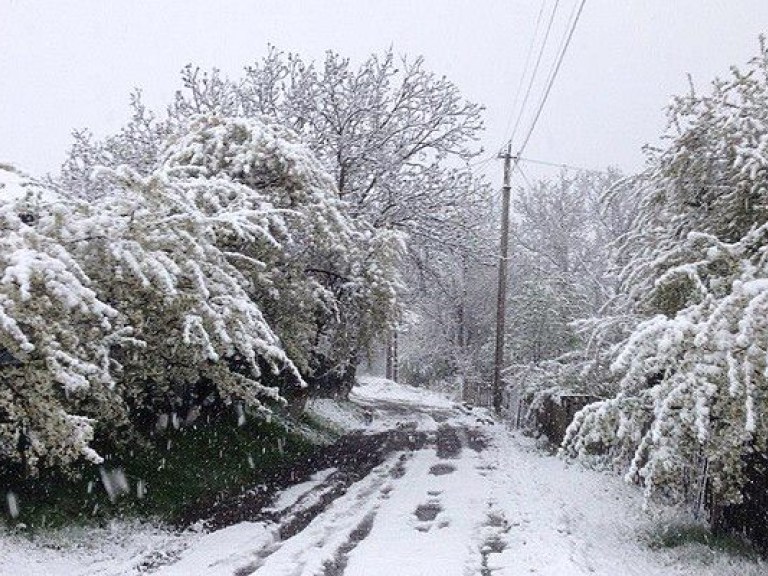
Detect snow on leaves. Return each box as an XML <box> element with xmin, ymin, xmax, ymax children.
<box><xmin>562</xmin><ymin>40</ymin><xmax>768</xmax><ymax>505</ymax></box>
<box><xmin>0</xmin><ymin>167</ymin><xmax>123</xmax><ymax>468</ymax></box>
<box><xmin>0</xmin><ymin>116</ymin><xmax>401</xmax><ymax>473</ymax></box>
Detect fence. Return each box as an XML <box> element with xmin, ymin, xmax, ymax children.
<box><xmin>502</xmin><ymin>383</ymin><xmax>529</xmax><ymax>428</ymax></box>
<box><xmin>461</xmin><ymin>379</ymin><xmax>493</xmax><ymax>407</ymax></box>
<box><xmin>502</xmin><ymin>384</ymin><xmax>599</xmax><ymax>445</ymax></box>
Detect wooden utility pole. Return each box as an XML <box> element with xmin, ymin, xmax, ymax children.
<box><xmin>493</xmin><ymin>142</ymin><xmax>515</xmax><ymax>414</ymax></box>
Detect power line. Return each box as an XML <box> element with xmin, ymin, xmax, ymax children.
<box><xmin>472</xmin><ymin>153</ymin><xmax>610</xmax><ymax>177</ymax></box>
<box><xmin>500</xmin><ymin>0</ymin><xmax>547</xmax><ymax>146</ymax></box>
<box><xmin>468</xmin><ymin>152</ymin><xmax>497</xmax><ymax>172</ymax></box>
<box><xmin>516</xmin><ymin>155</ymin><xmax>612</xmax><ymax>175</ymax></box>
<box><xmin>548</xmin><ymin>0</ymin><xmax>582</xmax><ymax>82</ymax></box>
<box><xmin>515</xmin><ymin>0</ymin><xmax>588</xmax><ymax>158</ymax></box>
<box><xmin>506</xmin><ymin>0</ymin><xmax>561</xmax><ymax>151</ymax></box>
<box><xmin>516</xmin><ymin>164</ymin><xmax>536</xmax><ymax>190</ymax></box>
<box><xmin>491</xmin><ymin>0</ymin><xmax>588</xmax><ymax>411</ymax></box>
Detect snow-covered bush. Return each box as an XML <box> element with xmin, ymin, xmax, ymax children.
<box><xmin>76</xmin><ymin>164</ymin><xmax>301</xmax><ymax>418</ymax></box>
<box><xmin>562</xmin><ymin>39</ymin><xmax>768</xmax><ymax>504</ymax></box>
<box><xmin>0</xmin><ymin>167</ymin><xmax>131</xmax><ymax>471</ymax></box>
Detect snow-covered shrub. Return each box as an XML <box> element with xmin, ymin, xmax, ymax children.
<box><xmin>73</xmin><ymin>162</ymin><xmax>302</xmax><ymax>421</ymax></box>
<box><xmin>563</xmin><ymin>39</ymin><xmax>768</xmax><ymax>504</ymax></box>
<box><xmin>565</xmin><ymin>226</ymin><xmax>768</xmax><ymax>502</ymax></box>
<box><xmin>0</xmin><ymin>168</ymin><xmax>132</xmax><ymax>471</ymax></box>
<box><xmin>1</xmin><ymin>110</ymin><xmax>407</xmax><ymax>475</ymax></box>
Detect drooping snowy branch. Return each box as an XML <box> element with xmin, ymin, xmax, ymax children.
<box><xmin>562</xmin><ymin>40</ymin><xmax>768</xmax><ymax>504</ymax></box>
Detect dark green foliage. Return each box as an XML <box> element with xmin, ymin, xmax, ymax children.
<box><xmin>0</xmin><ymin>416</ymin><xmax>311</xmax><ymax>528</ymax></box>
<box><xmin>648</xmin><ymin>521</ymin><xmax>760</xmax><ymax>559</ymax></box>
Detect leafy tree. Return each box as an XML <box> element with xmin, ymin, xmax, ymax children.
<box><xmin>160</xmin><ymin>115</ymin><xmax>402</xmax><ymax>397</ymax></box>
<box><xmin>398</xmin><ymin>216</ymin><xmax>497</xmax><ymax>391</ymax></box>
<box><xmin>58</xmin><ymin>47</ymin><xmax>486</xmax><ymax>392</ymax></box>
<box><xmin>59</xmin><ymin>90</ymin><xmax>172</xmax><ymax>201</ymax></box>
<box><xmin>499</xmin><ymin>169</ymin><xmax>632</xmax><ymax>402</ymax></box>
<box><xmin>1</xmin><ymin>114</ymin><xmax>402</xmax><ymax>473</ymax></box>
<box><xmin>171</xmin><ymin>49</ymin><xmax>485</xmax><ymax>237</ymax></box>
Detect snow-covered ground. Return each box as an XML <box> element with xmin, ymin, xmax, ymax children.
<box><xmin>308</xmin><ymin>375</ymin><xmax>471</xmax><ymax>435</ymax></box>
<box><xmin>1</xmin><ymin>377</ymin><xmax>765</xmax><ymax>575</ymax></box>
<box><xmin>477</xmin><ymin>427</ymin><xmax>764</xmax><ymax>576</ymax></box>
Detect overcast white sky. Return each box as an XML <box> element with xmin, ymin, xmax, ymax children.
<box><xmin>1</xmin><ymin>1</ymin><xmax>767</xmax><ymax>180</ymax></box>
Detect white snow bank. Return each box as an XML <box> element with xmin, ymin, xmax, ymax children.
<box><xmin>479</xmin><ymin>426</ymin><xmax>766</xmax><ymax>576</ymax></box>
<box><xmin>0</xmin><ymin>520</ymin><xmax>188</xmax><ymax>576</ymax></box>
<box><xmin>352</xmin><ymin>375</ymin><xmax>457</xmax><ymax>411</ymax></box>
<box><xmin>148</xmin><ymin>522</ymin><xmax>274</xmax><ymax>576</ymax></box>
<box><xmin>305</xmin><ymin>397</ymin><xmax>369</xmax><ymax>434</ymax></box>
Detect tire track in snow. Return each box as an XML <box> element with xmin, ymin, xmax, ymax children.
<box><xmin>467</xmin><ymin>433</ymin><xmax>510</xmax><ymax>576</ymax></box>
<box><xmin>341</xmin><ymin>425</ymin><xmax>492</xmax><ymax>576</ymax></box>
<box><xmin>320</xmin><ymin>511</ymin><xmax>377</xmax><ymax>576</ymax></box>
<box><xmin>238</xmin><ymin>453</ymin><xmax>412</xmax><ymax>576</ymax></box>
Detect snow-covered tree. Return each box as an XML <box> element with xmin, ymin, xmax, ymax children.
<box><xmin>562</xmin><ymin>39</ymin><xmax>768</xmax><ymax>505</ymax></box>
<box><xmin>160</xmin><ymin>115</ymin><xmax>402</xmax><ymax>397</ymax></box>
<box><xmin>59</xmin><ymin>90</ymin><xmax>172</xmax><ymax>201</ymax></box>
<box><xmin>171</xmin><ymin>50</ymin><xmax>488</xmax><ymax>387</ymax></box>
<box><xmin>500</xmin><ymin>170</ymin><xmax>632</xmax><ymax>400</ymax></box>
<box><xmin>57</xmin><ymin>47</ymin><xmax>486</xmax><ymax>393</ymax></box>
<box><xmin>77</xmin><ymin>165</ymin><xmax>301</xmax><ymax>420</ymax></box>
<box><xmin>1</xmin><ymin>112</ymin><xmax>404</xmax><ymax>473</ymax></box>
<box><xmin>401</xmin><ymin>168</ymin><xmax>630</xmax><ymax>396</ymax></box>
<box><xmin>397</xmin><ymin>173</ymin><xmax>497</xmax><ymax>391</ymax></box>
<box><xmin>171</xmin><ymin>49</ymin><xmax>485</xmax><ymax>238</ymax></box>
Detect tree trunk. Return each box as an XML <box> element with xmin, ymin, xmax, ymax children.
<box><xmin>392</xmin><ymin>330</ymin><xmax>399</xmax><ymax>383</ymax></box>
<box><xmin>385</xmin><ymin>329</ymin><xmax>399</xmax><ymax>382</ymax></box>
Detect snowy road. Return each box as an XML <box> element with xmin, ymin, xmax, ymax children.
<box><xmin>2</xmin><ymin>378</ymin><xmax>764</xmax><ymax>575</ymax></box>
<box><xmin>243</xmin><ymin>426</ymin><xmax>490</xmax><ymax>576</ymax></box>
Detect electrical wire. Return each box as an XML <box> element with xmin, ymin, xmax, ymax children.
<box><xmin>468</xmin><ymin>153</ymin><xmax>498</xmax><ymax>172</ymax></box>
<box><xmin>547</xmin><ymin>0</ymin><xmax>582</xmax><ymax>85</ymax></box>
<box><xmin>479</xmin><ymin>1</ymin><xmax>590</xmax><ymax>182</ymax></box>
<box><xmin>500</xmin><ymin>0</ymin><xmax>547</xmax><ymax>147</ymax></box>
<box><xmin>506</xmin><ymin>0</ymin><xmax>561</xmax><ymax>151</ymax></box>
<box><xmin>515</xmin><ymin>0</ymin><xmax>588</xmax><ymax>158</ymax></box>
<box><xmin>516</xmin><ymin>155</ymin><xmax>611</xmax><ymax>175</ymax></box>
<box><xmin>516</xmin><ymin>164</ymin><xmax>536</xmax><ymax>190</ymax></box>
